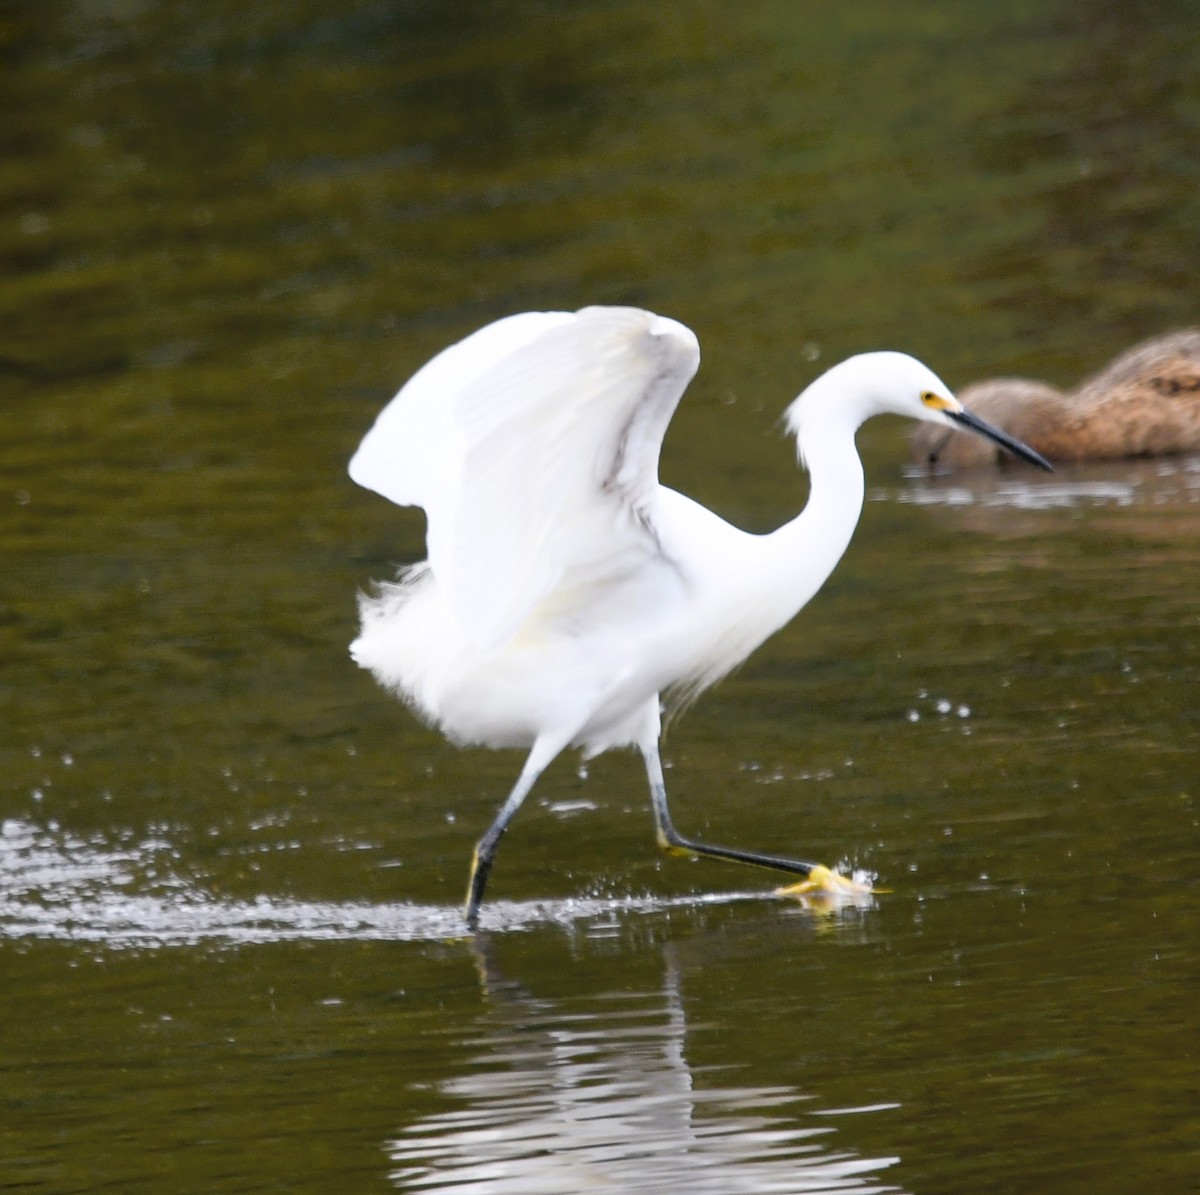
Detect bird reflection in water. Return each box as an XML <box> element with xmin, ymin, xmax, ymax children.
<box><xmin>384</xmin><ymin>939</ymin><xmax>906</xmax><ymax>1194</ymax></box>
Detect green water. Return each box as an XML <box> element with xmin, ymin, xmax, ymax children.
<box><xmin>2</xmin><ymin>3</ymin><xmax>1198</xmax><ymax>1192</ymax></box>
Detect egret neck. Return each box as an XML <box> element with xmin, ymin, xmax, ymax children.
<box><xmin>767</xmin><ymin>392</ymin><xmax>868</xmax><ymax>628</ymax></box>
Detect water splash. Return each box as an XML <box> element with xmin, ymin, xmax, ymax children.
<box><xmin>0</xmin><ymin>820</ymin><xmax>870</xmax><ymax>948</ymax></box>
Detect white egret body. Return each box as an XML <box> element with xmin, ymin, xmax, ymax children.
<box><xmin>349</xmin><ymin>306</ymin><xmax>1051</xmax><ymax>926</ymax></box>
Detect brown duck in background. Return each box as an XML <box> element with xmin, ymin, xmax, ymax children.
<box><xmin>910</xmin><ymin>330</ymin><xmax>1200</xmax><ymax>470</ymax></box>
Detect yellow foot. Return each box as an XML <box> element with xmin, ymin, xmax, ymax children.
<box><xmin>775</xmin><ymin>864</ymin><xmax>876</xmax><ymax>898</ymax></box>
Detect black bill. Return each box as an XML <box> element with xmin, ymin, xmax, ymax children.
<box><xmin>947</xmin><ymin>408</ymin><xmax>1054</xmax><ymax>471</ymax></box>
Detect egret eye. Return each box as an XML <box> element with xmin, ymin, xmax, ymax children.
<box><xmin>921</xmin><ymin>390</ymin><xmax>952</xmax><ymax>411</ymax></box>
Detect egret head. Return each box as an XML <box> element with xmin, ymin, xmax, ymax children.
<box><xmin>786</xmin><ymin>351</ymin><xmax>1053</xmax><ymax>471</ymax></box>
<box><xmin>912</xmin><ymin>383</ymin><xmax>1053</xmax><ymax>471</ymax></box>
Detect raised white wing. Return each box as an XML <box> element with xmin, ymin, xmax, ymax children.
<box><xmin>348</xmin><ymin>310</ymin><xmax>574</xmax><ymax>510</ymax></box>
<box><xmin>350</xmin><ymin>306</ymin><xmax>701</xmax><ymax>648</ymax></box>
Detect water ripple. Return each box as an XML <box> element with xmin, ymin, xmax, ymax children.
<box><xmin>891</xmin><ymin>479</ymin><xmax>1137</xmax><ymax>509</ymax></box>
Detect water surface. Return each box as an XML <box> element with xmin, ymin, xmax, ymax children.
<box><xmin>2</xmin><ymin>3</ymin><xmax>1198</xmax><ymax>1192</ymax></box>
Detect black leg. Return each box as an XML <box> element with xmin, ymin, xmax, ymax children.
<box><xmin>463</xmin><ymin>745</ymin><xmax>552</xmax><ymax>928</ymax></box>
<box><xmin>641</xmin><ymin>741</ymin><xmax>820</xmax><ymax>880</ymax></box>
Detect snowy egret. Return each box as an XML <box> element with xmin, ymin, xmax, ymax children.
<box><xmin>911</xmin><ymin>328</ymin><xmax>1200</xmax><ymax>469</ymax></box>
<box><xmin>349</xmin><ymin>306</ymin><xmax>1051</xmax><ymax>927</ymax></box>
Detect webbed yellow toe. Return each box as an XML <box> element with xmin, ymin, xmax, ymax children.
<box><xmin>776</xmin><ymin>864</ymin><xmax>876</xmax><ymax>898</ymax></box>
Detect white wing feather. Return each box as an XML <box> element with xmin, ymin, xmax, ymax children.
<box><xmin>348</xmin><ymin>310</ymin><xmax>574</xmax><ymax>510</ymax></box>
<box><xmin>350</xmin><ymin>306</ymin><xmax>700</xmax><ymax>649</ymax></box>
